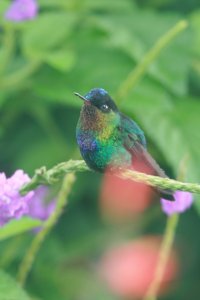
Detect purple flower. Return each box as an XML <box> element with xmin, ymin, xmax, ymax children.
<box><xmin>0</xmin><ymin>170</ymin><xmax>34</xmax><ymax>227</ymax></box>
<box><xmin>161</xmin><ymin>191</ymin><xmax>193</xmax><ymax>216</ymax></box>
<box><xmin>5</xmin><ymin>0</ymin><xmax>38</xmax><ymax>22</ymax></box>
<box><xmin>28</xmin><ymin>186</ymin><xmax>56</xmax><ymax>221</ymax></box>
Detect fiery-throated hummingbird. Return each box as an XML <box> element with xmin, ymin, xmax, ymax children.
<box><xmin>75</xmin><ymin>88</ymin><xmax>174</xmax><ymax>201</ymax></box>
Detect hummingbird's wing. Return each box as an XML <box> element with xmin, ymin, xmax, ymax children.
<box><xmin>119</xmin><ymin>113</ymin><xmax>146</xmax><ymax>148</ymax></box>
<box><xmin>119</xmin><ymin>113</ymin><xmax>174</xmax><ymax>201</ymax></box>
<box><xmin>119</xmin><ymin>113</ymin><xmax>165</xmax><ymax>174</ymax></box>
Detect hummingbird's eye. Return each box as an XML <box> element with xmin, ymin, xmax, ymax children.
<box><xmin>101</xmin><ymin>104</ymin><xmax>110</xmax><ymax>113</ymax></box>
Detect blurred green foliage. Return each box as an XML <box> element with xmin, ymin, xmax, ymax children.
<box><xmin>1</xmin><ymin>0</ymin><xmax>200</xmax><ymax>299</ymax></box>
<box><xmin>0</xmin><ymin>270</ymin><xmax>31</xmax><ymax>300</ymax></box>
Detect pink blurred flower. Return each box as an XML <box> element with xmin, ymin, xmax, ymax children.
<box><xmin>5</xmin><ymin>0</ymin><xmax>38</xmax><ymax>22</ymax></box>
<box><xmin>0</xmin><ymin>170</ymin><xmax>34</xmax><ymax>226</ymax></box>
<box><xmin>161</xmin><ymin>191</ymin><xmax>193</xmax><ymax>216</ymax></box>
<box><xmin>28</xmin><ymin>186</ymin><xmax>56</xmax><ymax>221</ymax></box>
<box><xmin>100</xmin><ymin>162</ymin><xmax>153</xmax><ymax>222</ymax></box>
<box><xmin>99</xmin><ymin>237</ymin><xmax>178</xmax><ymax>298</ymax></box>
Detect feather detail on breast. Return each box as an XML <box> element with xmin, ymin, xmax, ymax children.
<box><xmin>76</xmin><ymin>131</ymin><xmax>98</xmax><ymax>152</ymax></box>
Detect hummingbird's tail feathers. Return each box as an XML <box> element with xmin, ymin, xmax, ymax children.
<box><xmin>131</xmin><ymin>142</ymin><xmax>175</xmax><ymax>201</ymax></box>
<box><xmin>156</xmin><ymin>187</ymin><xmax>175</xmax><ymax>201</ymax></box>
<box><xmin>142</xmin><ymin>150</ymin><xmax>175</xmax><ymax>200</ymax></box>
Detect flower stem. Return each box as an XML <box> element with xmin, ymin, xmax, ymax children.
<box><xmin>17</xmin><ymin>173</ymin><xmax>76</xmax><ymax>286</ymax></box>
<box><xmin>143</xmin><ymin>214</ymin><xmax>179</xmax><ymax>300</ymax></box>
<box><xmin>0</xmin><ymin>24</ymin><xmax>15</xmax><ymax>75</ymax></box>
<box><xmin>116</xmin><ymin>20</ymin><xmax>188</xmax><ymax>102</ymax></box>
<box><xmin>20</xmin><ymin>159</ymin><xmax>200</xmax><ymax>196</ymax></box>
<box><xmin>143</xmin><ymin>157</ymin><xmax>187</xmax><ymax>300</ymax></box>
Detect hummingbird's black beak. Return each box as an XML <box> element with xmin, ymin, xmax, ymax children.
<box><xmin>74</xmin><ymin>92</ymin><xmax>90</xmax><ymax>104</ymax></box>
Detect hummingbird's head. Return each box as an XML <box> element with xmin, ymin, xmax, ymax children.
<box><xmin>75</xmin><ymin>88</ymin><xmax>118</xmax><ymax>113</ymax></box>
<box><xmin>75</xmin><ymin>88</ymin><xmax>120</xmax><ymax>131</ymax></box>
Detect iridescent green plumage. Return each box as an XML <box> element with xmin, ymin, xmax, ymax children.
<box><xmin>76</xmin><ymin>88</ymin><xmax>174</xmax><ymax>201</ymax></box>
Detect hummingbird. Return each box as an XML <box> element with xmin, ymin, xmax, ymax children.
<box><xmin>75</xmin><ymin>88</ymin><xmax>174</xmax><ymax>201</ymax></box>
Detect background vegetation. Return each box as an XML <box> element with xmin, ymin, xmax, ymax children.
<box><xmin>1</xmin><ymin>0</ymin><xmax>200</xmax><ymax>299</ymax></box>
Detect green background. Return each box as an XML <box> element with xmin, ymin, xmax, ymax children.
<box><xmin>1</xmin><ymin>0</ymin><xmax>200</xmax><ymax>299</ymax></box>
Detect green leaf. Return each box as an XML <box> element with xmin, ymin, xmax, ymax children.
<box><xmin>0</xmin><ymin>270</ymin><xmax>30</xmax><ymax>300</ymax></box>
<box><xmin>0</xmin><ymin>92</ymin><xmax>6</xmax><ymax>108</ymax></box>
<box><xmin>85</xmin><ymin>0</ymin><xmax>134</xmax><ymax>11</ymax></box>
<box><xmin>95</xmin><ymin>11</ymin><xmax>190</xmax><ymax>96</ymax></box>
<box><xmin>32</xmin><ymin>46</ymin><xmax>133</xmax><ymax>105</ymax></box>
<box><xmin>32</xmin><ymin>67</ymin><xmax>74</xmax><ymax>104</ymax></box>
<box><xmin>44</xmin><ymin>49</ymin><xmax>76</xmax><ymax>72</ymax></box>
<box><xmin>39</xmin><ymin>0</ymin><xmax>64</xmax><ymax>7</ymax></box>
<box><xmin>39</xmin><ymin>0</ymin><xmax>84</xmax><ymax>9</ymax></box>
<box><xmin>0</xmin><ymin>217</ymin><xmax>42</xmax><ymax>241</ymax></box>
<box><xmin>22</xmin><ymin>12</ymin><xmax>77</xmax><ymax>58</ymax></box>
<box><xmin>0</xmin><ymin>0</ymin><xmax>9</xmax><ymax>16</ymax></box>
